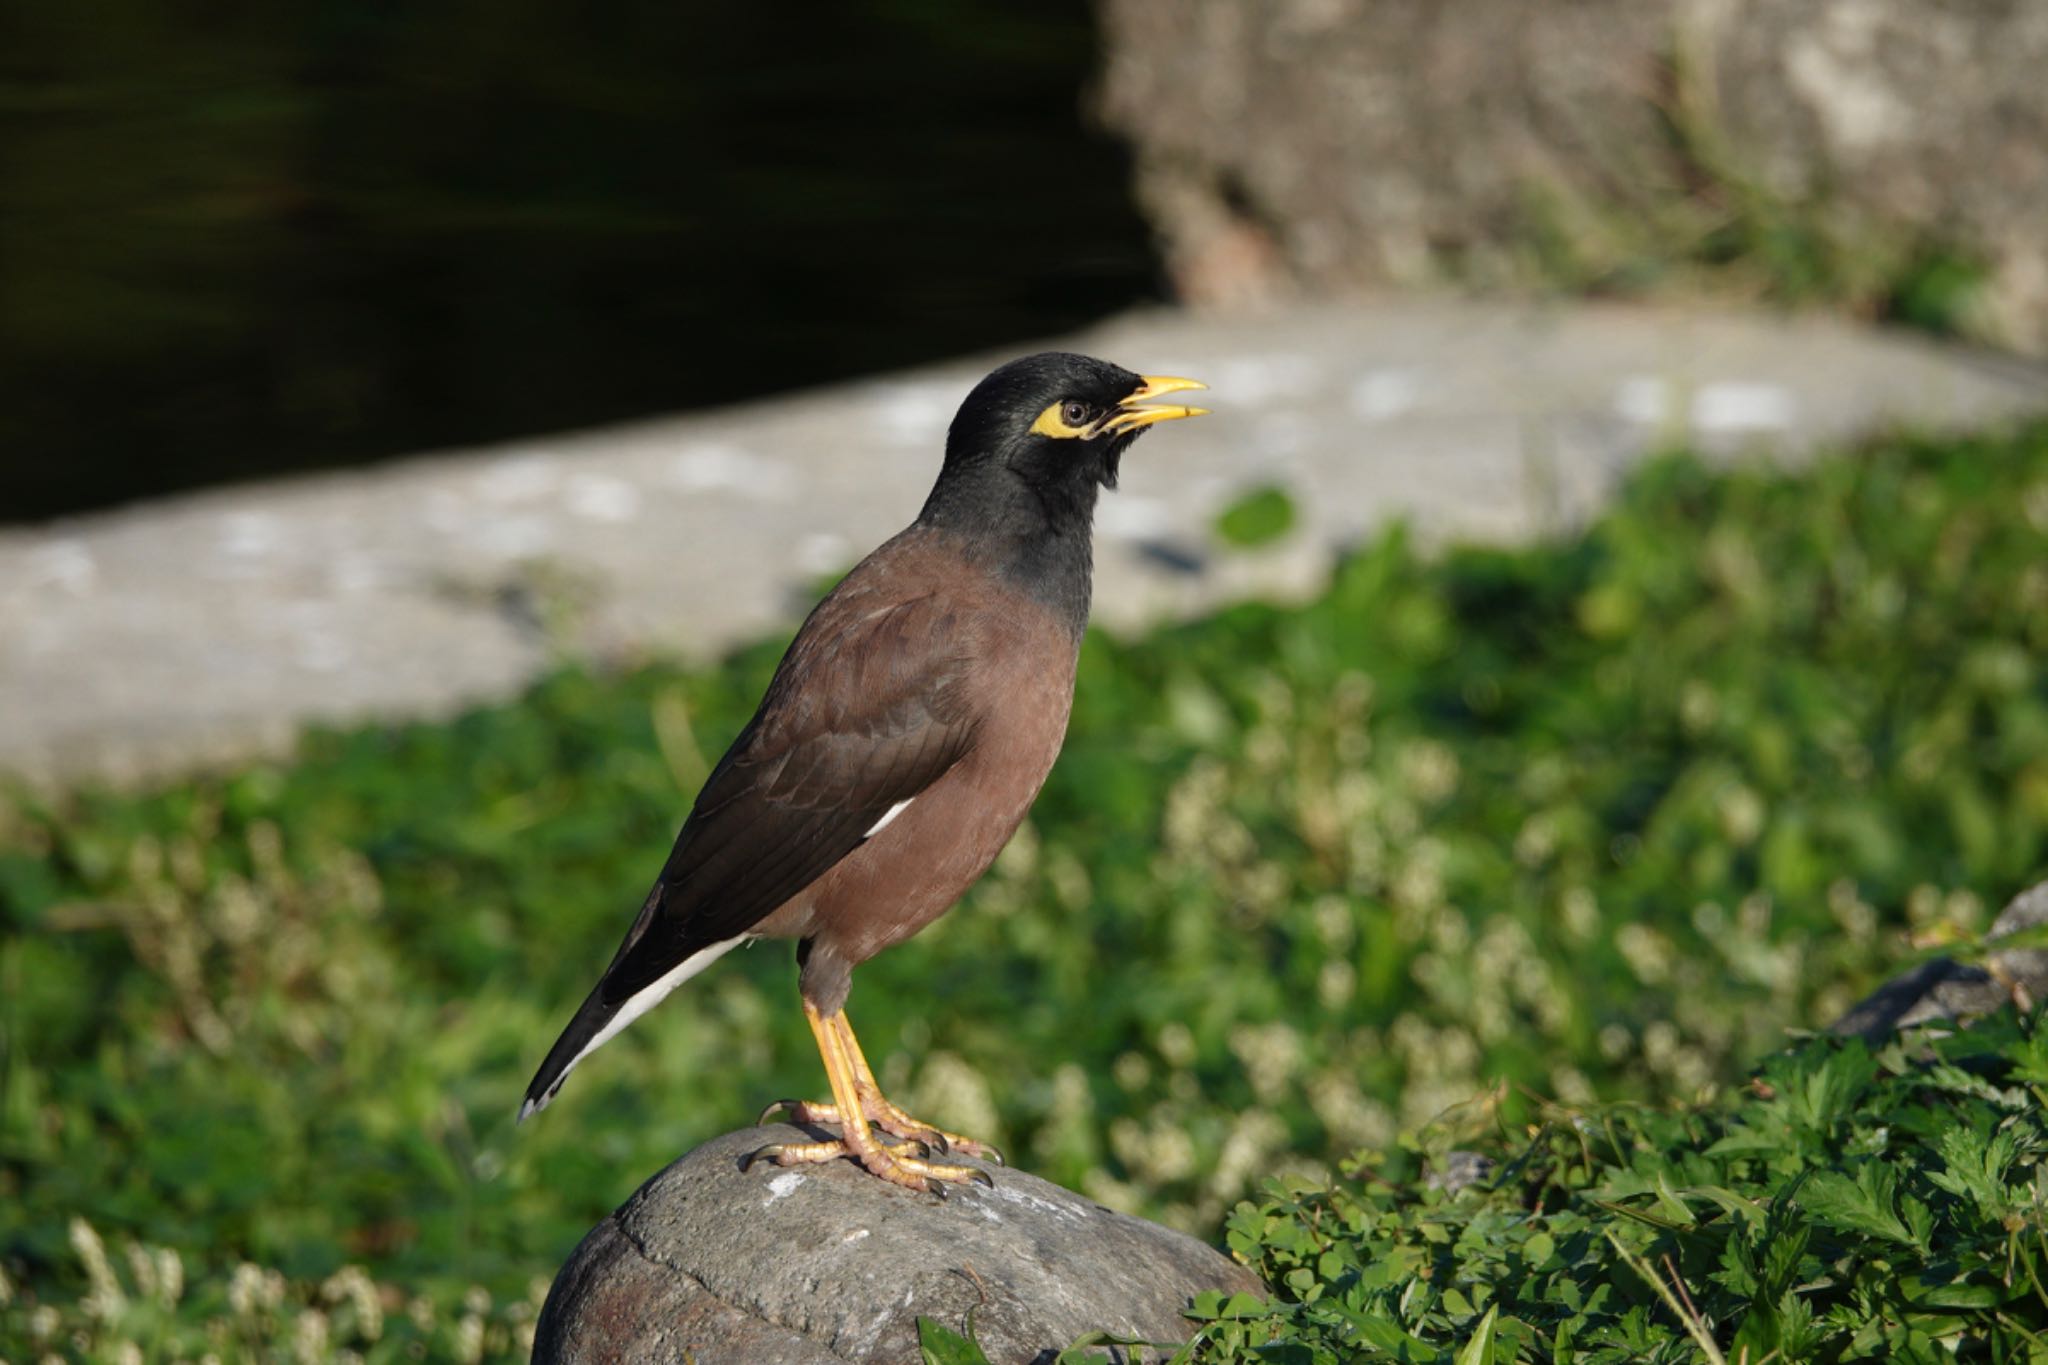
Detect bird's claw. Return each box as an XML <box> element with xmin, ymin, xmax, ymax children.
<box><xmin>926</xmin><ymin>1133</ymin><xmax>1004</xmax><ymax>1165</ymax></box>
<box><xmin>923</xmin><ymin>1167</ymin><xmax>992</xmax><ymax>1197</ymax></box>
<box><xmin>878</xmin><ymin>1132</ymin><xmax>931</xmax><ymax>1156</ymax></box>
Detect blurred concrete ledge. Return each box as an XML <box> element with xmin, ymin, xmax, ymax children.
<box><xmin>4</xmin><ymin>299</ymin><xmax>2046</xmax><ymax>788</ymax></box>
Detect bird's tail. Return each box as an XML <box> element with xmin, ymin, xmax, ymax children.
<box><xmin>517</xmin><ymin>935</ymin><xmax>748</xmax><ymax>1122</ymax></box>
<box><xmin>519</xmin><ymin>983</ymin><xmax>618</xmax><ymax>1122</ymax></box>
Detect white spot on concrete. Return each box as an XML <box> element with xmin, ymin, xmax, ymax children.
<box><xmin>294</xmin><ymin>634</ymin><xmax>351</xmax><ymax>674</ymax></box>
<box><xmin>765</xmin><ymin>1171</ymin><xmax>805</xmax><ymax>1202</ymax></box>
<box><xmin>283</xmin><ymin>602</ymin><xmax>350</xmax><ymax>673</ymax></box>
<box><xmin>476</xmin><ymin>456</ymin><xmax>561</xmax><ymax>503</ymax></box>
<box><xmin>219</xmin><ymin>511</ymin><xmax>282</xmax><ymax>558</ymax></box>
<box><xmin>666</xmin><ymin>444</ymin><xmax>798</xmax><ymax>500</ymax></box>
<box><xmin>1096</xmin><ymin>495</ymin><xmax>1174</xmax><ymax>540</ymax></box>
<box><xmin>795</xmin><ymin>531</ymin><xmax>851</xmax><ymax>576</ymax></box>
<box><xmin>1691</xmin><ymin>382</ymin><xmax>1797</xmax><ymax>433</ymax></box>
<box><xmin>1208</xmin><ymin>353</ymin><xmax>1321</xmax><ymax>405</ymax></box>
<box><xmin>566</xmin><ymin>474</ymin><xmax>641</xmax><ymax>523</ymax></box>
<box><xmin>26</xmin><ymin>539</ymin><xmax>96</xmax><ymax>593</ymax></box>
<box><xmin>1348</xmin><ymin>368</ymin><xmax>1423</xmax><ymax>421</ymax></box>
<box><xmin>328</xmin><ymin>554</ymin><xmax>390</xmax><ymax>594</ymax></box>
<box><xmin>1614</xmin><ymin>376</ymin><xmax>1675</xmax><ymax>426</ymax></box>
<box><xmin>471</xmin><ymin>515</ymin><xmax>553</xmax><ymax>560</ymax></box>
<box><xmin>1254</xmin><ymin>412</ymin><xmax>1314</xmax><ymax>458</ymax></box>
<box><xmin>868</xmin><ymin>381</ymin><xmax>956</xmax><ymax>446</ymax></box>
<box><xmin>423</xmin><ymin>490</ymin><xmax>469</xmax><ymax>535</ymax></box>
<box><xmin>840</xmin><ymin>1227</ymin><xmax>871</xmax><ymax>1244</ymax></box>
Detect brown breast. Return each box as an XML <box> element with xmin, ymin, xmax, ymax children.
<box><xmin>760</xmin><ymin>557</ymin><xmax>1080</xmax><ymax>1008</ymax></box>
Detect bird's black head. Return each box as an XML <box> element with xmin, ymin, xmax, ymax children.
<box><xmin>921</xmin><ymin>352</ymin><xmax>1206</xmax><ymax>539</ymax></box>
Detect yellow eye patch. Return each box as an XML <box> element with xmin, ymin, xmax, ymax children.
<box><xmin>1030</xmin><ymin>401</ymin><xmax>1095</xmax><ymax>439</ymax></box>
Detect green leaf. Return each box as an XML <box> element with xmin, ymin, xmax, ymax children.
<box><xmin>918</xmin><ymin>1316</ymin><xmax>994</xmax><ymax>1365</ymax></box>
<box><xmin>1354</xmin><ymin>1313</ymin><xmax>1447</xmax><ymax>1360</ymax></box>
<box><xmin>1685</xmin><ymin>1184</ymin><xmax>1767</xmax><ymax>1230</ymax></box>
<box><xmin>1455</xmin><ymin>1305</ymin><xmax>1500</xmax><ymax>1365</ymax></box>
<box><xmin>1792</xmin><ymin>1042</ymin><xmax>1879</xmax><ymax>1131</ymax></box>
<box><xmin>1797</xmin><ymin>1164</ymin><xmax>1926</xmax><ymax>1248</ymax></box>
<box><xmin>1592</xmin><ymin>1198</ymin><xmax>1695</xmax><ymax>1232</ymax></box>
<box><xmin>1212</xmin><ymin>1291</ymin><xmax>1268</xmax><ymax>1320</ymax></box>
<box><xmin>1926</xmin><ymin>1122</ymin><xmax>2023</xmax><ymax>1221</ymax></box>
<box><xmin>1896</xmin><ymin>1275</ymin><xmax>2011</xmax><ymax>1309</ymax></box>
<box><xmin>1652</xmin><ymin>1172</ymin><xmax>1699</xmax><ymax>1227</ymax></box>
<box><xmin>1214</xmin><ymin>484</ymin><xmax>1298</xmax><ymax>547</ymax></box>
<box><xmin>1056</xmin><ymin>1331</ymin><xmax>1169</xmax><ymax>1364</ymax></box>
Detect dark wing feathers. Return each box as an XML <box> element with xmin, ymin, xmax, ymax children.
<box><xmin>598</xmin><ymin>592</ymin><xmax>980</xmax><ymax>1001</ymax></box>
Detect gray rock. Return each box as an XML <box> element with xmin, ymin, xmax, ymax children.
<box><xmin>533</xmin><ymin>1125</ymin><xmax>1264</xmax><ymax>1365</ymax></box>
<box><xmin>1097</xmin><ymin>0</ymin><xmax>2048</xmax><ymax>353</ymax></box>
<box><xmin>1832</xmin><ymin>878</ymin><xmax>2048</xmax><ymax>1040</ymax></box>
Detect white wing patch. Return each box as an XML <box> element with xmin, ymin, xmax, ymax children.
<box><xmin>865</xmin><ymin>798</ymin><xmax>914</xmax><ymax>839</ymax></box>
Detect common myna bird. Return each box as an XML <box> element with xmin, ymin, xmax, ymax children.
<box><xmin>520</xmin><ymin>352</ymin><xmax>1207</xmax><ymax>1191</ymax></box>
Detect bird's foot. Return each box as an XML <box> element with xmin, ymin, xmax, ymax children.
<box><xmin>863</xmin><ymin>1092</ymin><xmax>1006</xmax><ymax>1164</ymax></box>
<box><xmin>756</xmin><ymin>1093</ymin><xmax>1004</xmax><ymax>1165</ymax></box>
<box><xmin>740</xmin><ymin>1128</ymin><xmax>993</xmax><ymax>1195</ymax></box>
<box><xmin>749</xmin><ymin>1004</ymin><xmax>1003</xmax><ymax>1192</ymax></box>
<box><xmin>756</xmin><ymin>1098</ymin><xmax>926</xmax><ymax>1153</ymax></box>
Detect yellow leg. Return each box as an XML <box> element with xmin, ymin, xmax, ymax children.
<box><xmin>743</xmin><ymin>1002</ymin><xmax>993</xmax><ymax>1193</ymax></box>
<box><xmin>756</xmin><ymin>1012</ymin><xmax>1003</xmax><ymax>1162</ymax></box>
<box><xmin>831</xmin><ymin>1015</ymin><xmax>1004</xmax><ymax>1163</ymax></box>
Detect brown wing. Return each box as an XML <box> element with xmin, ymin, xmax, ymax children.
<box><xmin>597</xmin><ymin>588</ymin><xmax>980</xmax><ymax>1002</ymax></box>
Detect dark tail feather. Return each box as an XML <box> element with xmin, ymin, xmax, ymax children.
<box><xmin>518</xmin><ymin>983</ymin><xmax>619</xmax><ymax>1122</ymax></box>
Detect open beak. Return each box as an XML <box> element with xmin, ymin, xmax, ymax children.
<box><xmin>1097</xmin><ymin>374</ymin><xmax>1209</xmax><ymax>436</ymax></box>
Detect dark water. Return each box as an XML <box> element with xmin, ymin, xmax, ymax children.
<box><xmin>0</xmin><ymin>2</ymin><xmax>1158</xmax><ymax>522</ymax></box>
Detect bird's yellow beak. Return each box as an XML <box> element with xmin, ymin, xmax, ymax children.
<box><xmin>1097</xmin><ymin>375</ymin><xmax>1209</xmax><ymax>435</ymax></box>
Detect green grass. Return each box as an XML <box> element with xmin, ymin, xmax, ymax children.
<box><xmin>1189</xmin><ymin>1008</ymin><xmax>2048</xmax><ymax>1363</ymax></box>
<box><xmin>4</xmin><ymin>422</ymin><xmax>2048</xmax><ymax>1361</ymax></box>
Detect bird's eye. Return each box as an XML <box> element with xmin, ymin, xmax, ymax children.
<box><xmin>1029</xmin><ymin>397</ymin><xmax>1101</xmax><ymax>439</ymax></box>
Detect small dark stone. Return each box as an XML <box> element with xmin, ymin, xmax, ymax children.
<box><xmin>534</xmin><ymin>1125</ymin><xmax>1266</xmax><ymax>1365</ymax></box>
<box><xmin>1426</xmin><ymin>1150</ymin><xmax>1497</xmax><ymax>1194</ymax></box>
<box><xmin>1832</xmin><ymin>879</ymin><xmax>2048</xmax><ymax>1040</ymax></box>
<box><xmin>1135</xmin><ymin>539</ymin><xmax>1209</xmax><ymax>576</ymax></box>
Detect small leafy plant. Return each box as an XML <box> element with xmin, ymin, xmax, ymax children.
<box><xmin>1195</xmin><ymin>1009</ymin><xmax>2048</xmax><ymax>1363</ymax></box>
